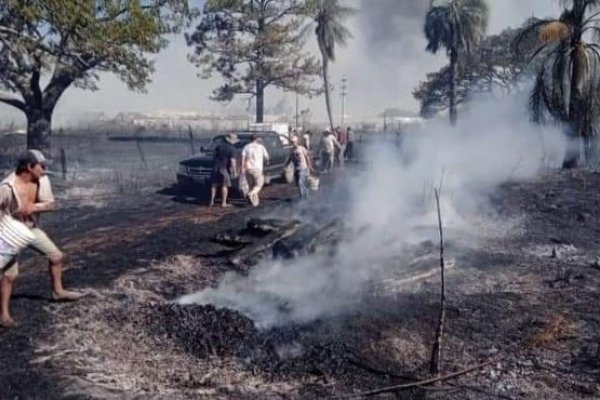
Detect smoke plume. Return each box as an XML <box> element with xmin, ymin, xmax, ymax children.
<box><xmin>359</xmin><ymin>0</ymin><xmax>430</xmax><ymax>59</ymax></box>
<box><xmin>178</xmin><ymin>93</ymin><xmax>567</xmax><ymax>329</ymax></box>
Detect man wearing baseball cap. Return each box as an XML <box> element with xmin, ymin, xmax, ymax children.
<box><xmin>209</xmin><ymin>133</ymin><xmax>239</xmax><ymax>208</ymax></box>
<box><xmin>0</xmin><ymin>149</ymin><xmax>82</xmax><ymax>328</ymax></box>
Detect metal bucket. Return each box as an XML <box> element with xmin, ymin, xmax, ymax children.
<box><xmin>307</xmin><ymin>176</ymin><xmax>320</xmax><ymax>191</ymax></box>
<box><xmin>0</xmin><ymin>214</ymin><xmax>35</xmax><ymax>254</ymax></box>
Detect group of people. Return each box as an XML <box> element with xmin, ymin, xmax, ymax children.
<box><xmin>0</xmin><ymin>150</ymin><xmax>83</xmax><ymax>328</ymax></box>
<box><xmin>209</xmin><ymin>132</ymin><xmax>314</xmax><ymax>208</ymax></box>
<box><xmin>318</xmin><ymin>126</ymin><xmax>355</xmax><ymax>173</ymax></box>
<box><xmin>209</xmin><ymin>126</ymin><xmax>356</xmax><ymax>208</ymax></box>
<box><xmin>209</xmin><ymin>133</ymin><xmax>267</xmax><ymax>208</ymax></box>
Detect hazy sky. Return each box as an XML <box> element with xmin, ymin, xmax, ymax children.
<box><xmin>0</xmin><ymin>0</ymin><xmax>561</xmax><ymax>126</ymax></box>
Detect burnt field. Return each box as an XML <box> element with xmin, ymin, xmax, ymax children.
<box><xmin>0</xmin><ymin>132</ymin><xmax>204</xmax><ymax>202</ymax></box>
<box><xmin>1</xmin><ymin>134</ymin><xmax>600</xmax><ymax>399</ymax></box>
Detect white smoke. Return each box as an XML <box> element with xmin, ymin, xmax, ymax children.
<box><xmin>178</xmin><ymin>94</ymin><xmax>567</xmax><ymax>329</ymax></box>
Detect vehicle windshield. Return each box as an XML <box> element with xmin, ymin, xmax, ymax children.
<box><xmin>204</xmin><ymin>136</ymin><xmax>250</xmax><ymax>152</ymax></box>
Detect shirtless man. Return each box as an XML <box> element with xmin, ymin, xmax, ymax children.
<box><xmin>0</xmin><ymin>150</ymin><xmax>82</xmax><ymax>327</ymax></box>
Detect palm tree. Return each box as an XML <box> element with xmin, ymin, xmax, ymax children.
<box><xmin>424</xmin><ymin>0</ymin><xmax>490</xmax><ymax>125</ymax></box>
<box><xmin>515</xmin><ymin>0</ymin><xmax>600</xmax><ymax>168</ymax></box>
<box><xmin>313</xmin><ymin>0</ymin><xmax>354</xmax><ymax>132</ymax></box>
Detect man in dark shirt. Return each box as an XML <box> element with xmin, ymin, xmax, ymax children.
<box><xmin>210</xmin><ymin>133</ymin><xmax>239</xmax><ymax>208</ymax></box>
<box><xmin>334</xmin><ymin>127</ymin><xmax>347</xmax><ymax>167</ymax></box>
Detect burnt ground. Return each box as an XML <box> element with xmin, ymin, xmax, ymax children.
<box><xmin>1</xmin><ymin>169</ymin><xmax>600</xmax><ymax>399</ymax></box>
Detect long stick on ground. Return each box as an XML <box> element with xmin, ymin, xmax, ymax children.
<box><xmin>429</xmin><ymin>188</ymin><xmax>446</xmax><ymax>375</ymax></box>
<box><xmin>341</xmin><ymin>358</ymin><xmax>497</xmax><ymax>399</ymax></box>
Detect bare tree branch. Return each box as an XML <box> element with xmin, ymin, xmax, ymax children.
<box><xmin>0</xmin><ymin>96</ymin><xmax>26</xmax><ymax>111</ymax></box>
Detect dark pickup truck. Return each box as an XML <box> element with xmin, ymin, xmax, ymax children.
<box><xmin>177</xmin><ymin>131</ymin><xmax>294</xmax><ymax>192</ymax></box>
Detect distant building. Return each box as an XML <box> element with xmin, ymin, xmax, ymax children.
<box><xmin>104</xmin><ymin>110</ymin><xmax>291</xmax><ymax>132</ymax></box>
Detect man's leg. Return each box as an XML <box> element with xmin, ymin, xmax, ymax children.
<box><xmin>221</xmin><ymin>171</ymin><xmax>232</xmax><ymax>207</ymax></box>
<box><xmin>209</xmin><ymin>184</ymin><xmax>217</xmax><ymax>206</ymax></box>
<box><xmin>29</xmin><ymin>228</ymin><xmax>82</xmax><ymax>301</ymax></box>
<box><xmin>247</xmin><ymin>170</ymin><xmax>264</xmax><ymax>206</ymax></box>
<box><xmin>252</xmin><ymin>172</ymin><xmax>265</xmax><ymax>206</ymax></box>
<box><xmin>221</xmin><ymin>185</ymin><xmax>229</xmax><ymax>207</ymax></box>
<box><xmin>346</xmin><ymin>142</ymin><xmax>354</xmax><ymax>161</ymax></box>
<box><xmin>1</xmin><ymin>276</ymin><xmax>15</xmax><ymax>326</ymax></box>
<box><xmin>1</xmin><ymin>257</ymin><xmax>17</xmax><ymax>326</ymax></box>
<box><xmin>328</xmin><ymin>152</ymin><xmax>335</xmax><ymax>172</ymax></box>
<box><xmin>49</xmin><ymin>252</ymin><xmax>65</xmax><ymax>295</ymax></box>
<box><xmin>245</xmin><ymin>173</ymin><xmax>256</xmax><ymax>205</ymax></box>
<box><xmin>298</xmin><ymin>170</ymin><xmax>308</xmax><ymax>197</ymax></box>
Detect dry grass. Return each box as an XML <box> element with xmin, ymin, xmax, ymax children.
<box><xmin>33</xmin><ymin>255</ymin><xmax>308</xmax><ymax>399</ymax></box>
<box><xmin>530</xmin><ymin>314</ymin><xmax>577</xmax><ymax>348</ymax></box>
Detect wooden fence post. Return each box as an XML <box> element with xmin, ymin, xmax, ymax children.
<box><xmin>60</xmin><ymin>148</ymin><xmax>67</xmax><ymax>180</ymax></box>
<box><xmin>188</xmin><ymin>125</ymin><xmax>195</xmax><ymax>155</ymax></box>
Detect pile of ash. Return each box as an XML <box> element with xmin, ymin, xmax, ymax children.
<box><xmin>137</xmin><ymin>303</ymin><xmax>368</xmax><ymax>380</ymax></box>
<box><xmin>144</xmin><ymin>304</ymin><xmax>259</xmax><ymax>359</ymax></box>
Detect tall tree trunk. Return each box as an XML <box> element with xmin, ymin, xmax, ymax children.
<box><xmin>256</xmin><ymin>11</ymin><xmax>265</xmax><ymax>124</ymax></box>
<box><xmin>562</xmin><ymin>127</ymin><xmax>582</xmax><ymax>169</ymax></box>
<box><xmin>256</xmin><ymin>79</ymin><xmax>264</xmax><ymax>123</ymax></box>
<box><xmin>449</xmin><ymin>47</ymin><xmax>458</xmax><ymax>126</ymax></box>
<box><xmin>322</xmin><ymin>57</ymin><xmax>334</xmax><ymax>132</ymax></box>
<box><xmin>26</xmin><ymin>107</ymin><xmax>53</xmax><ymax>153</ymax></box>
<box><xmin>564</xmin><ymin>28</ymin><xmax>584</xmax><ymax>168</ymax></box>
<box><xmin>25</xmin><ymin>65</ymin><xmax>73</xmax><ymax>155</ymax></box>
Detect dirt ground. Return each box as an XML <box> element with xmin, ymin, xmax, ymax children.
<box><xmin>1</xmin><ymin>168</ymin><xmax>600</xmax><ymax>399</ymax></box>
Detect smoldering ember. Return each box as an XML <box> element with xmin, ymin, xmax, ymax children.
<box><xmin>2</xmin><ymin>1</ymin><xmax>600</xmax><ymax>400</ymax></box>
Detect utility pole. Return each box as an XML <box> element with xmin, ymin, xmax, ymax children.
<box><xmin>295</xmin><ymin>91</ymin><xmax>299</xmax><ymax>128</ymax></box>
<box><xmin>295</xmin><ymin>71</ymin><xmax>300</xmax><ymax>128</ymax></box>
<box><xmin>383</xmin><ymin>110</ymin><xmax>387</xmax><ymax>132</ymax></box>
<box><xmin>340</xmin><ymin>76</ymin><xmax>347</xmax><ymax>127</ymax></box>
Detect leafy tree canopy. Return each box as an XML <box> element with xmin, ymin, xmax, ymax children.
<box><xmin>187</xmin><ymin>0</ymin><xmax>321</xmax><ymax>122</ymax></box>
<box><xmin>0</xmin><ymin>0</ymin><xmax>192</xmax><ymax>150</ymax></box>
<box><xmin>415</xmin><ymin>21</ymin><xmax>538</xmax><ymax>118</ymax></box>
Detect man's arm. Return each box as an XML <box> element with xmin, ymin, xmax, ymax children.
<box><xmin>0</xmin><ymin>185</ymin><xmax>12</xmax><ymax>217</ymax></box>
<box><xmin>21</xmin><ymin>198</ymin><xmax>55</xmax><ymax>217</ymax></box>
<box><xmin>303</xmin><ymin>148</ymin><xmax>314</xmax><ymax>173</ymax></box>
<box><xmin>241</xmin><ymin>148</ymin><xmax>248</xmax><ymax>173</ymax></box>
<box><xmin>333</xmin><ymin>137</ymin><xmax>342</xmax><ymax>150</ymax></box>
<box><xmin>33</xmin><ymin>175</ymin><xmax>55</xmax><ymax>213</ymax></box>
<box><xmin>229</xmin><ymin>157</ymin><xmax>238</xmax><ymax>177</ymax></box>
<box><xmin>284</xmin><ymin>147</ymin><xmax>294</xmax><ymax>168</ymax></box>
<box><xmin>263</xmin><ymin>145</ymin><xmax>270</xmax><ymax>165</ymax></box>
<box><xmin>31</xmin><ymin>201</ymin><xmax>55</xmax><ymax>214</ymax></box>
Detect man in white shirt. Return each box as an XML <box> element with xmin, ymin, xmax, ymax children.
<box><xmin>319</xmin><ymin>128</ymin><xmax>342</xmax><ymax>173</ymax></box>
<box><xmin>241</xmin><ymin>134</ymin><xmax>270</xmax><ymax>207</ymax></box>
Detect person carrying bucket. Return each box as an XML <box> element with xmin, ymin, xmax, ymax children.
<box><xmin>0</xmin><ymin>150</ymin><xmax>83</xmax><ymax>328</ymax></box>
<box><xmin>285</xmin><ymin>134</ymin><xmax>314</xmax><ymax>198</ymax></box>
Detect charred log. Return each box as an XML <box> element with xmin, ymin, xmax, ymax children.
<box><xmin>213</xmin><ymin>232</ymin><xmax>253</xmax><ymax>247</ymax></box>
<box><xmin>245</xmin><ymin>218</ymin><xmax>301</xmax><ymax>236</ymax></box>
<box><xmin>273</xmin><ymin>218</ymin><xmax>346</xmax><ymax>259</ymax></box>
<box><xmin>230</xmin><ymin>220</ymin><xmax>303</xmax><ymax>266</ymax></box>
